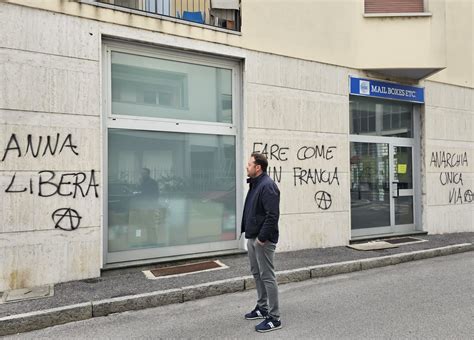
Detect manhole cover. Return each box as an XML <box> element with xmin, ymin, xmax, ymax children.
<box><xmin>1</xmin><ymin>284</ymin><xmax>54</xmax><ymax>304</ymax></box>
<box><xmin>384</xmin><ymin>237</ymin><xmax>426</xmax><ymax>245</ymax></box>
<box><xmin>143</xmin><ymin>260</ymin><xmax>227</xmax><ymax>279</ymax></box>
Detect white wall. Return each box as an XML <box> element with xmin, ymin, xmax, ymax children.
<box><xmin>423</xmin><ymin>81</ymin><xmax>474</xmax><ymax>234</ymax></box>
<box><xmin>0</xmin><ymin>4</ymin><xmax>102</xmax><ymax>290</ymax></box>
<box><xmin>244</xmin><ymin>52</ymin><xmax>352</xmax><ymax>251</ymax></box>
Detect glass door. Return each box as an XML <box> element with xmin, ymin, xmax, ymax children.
<box><xmin>350</xmin><ymin>142</ymin><xmax>390</xmax><ymax>232</ymax></box>
<box><xmin>350</xmin><ymin>141</ymin><xmax>416</xmax><ymax>237</ymax></box>
<box><xmin>392</xmin><ymin>146</ymin><xmax>414</xmax><ymax>226</ymax></box>
<box><xmin>349</xmin><ymin>94</ymin><xmax>419</xmax><ymax>238</ymax></box>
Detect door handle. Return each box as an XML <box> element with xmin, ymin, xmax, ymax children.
<box><xmin>392</xmin><ymin>181</ymin><xmax>400</xmax><ymax>198</ymax></box>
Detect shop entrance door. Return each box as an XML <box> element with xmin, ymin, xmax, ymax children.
<box><xmin>350</xmin><ymin>139</ymin><xmax>416</xmax><ymax>237</ymax></box>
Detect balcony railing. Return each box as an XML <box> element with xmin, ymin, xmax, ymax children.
<box><xmin>95</xmin><ymin>0</ymin><xmax>241</xmax><ymax>31</ymax></box>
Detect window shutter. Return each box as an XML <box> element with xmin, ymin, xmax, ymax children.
<box><xmin>365</xmin><ymin>0</ymin><xmax>424</xmax><ymax>14</ymax></box>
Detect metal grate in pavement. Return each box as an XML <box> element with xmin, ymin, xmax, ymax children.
<box><xmin>383</xmin><ymin>237</ymin><xmax>427</xmax><ymax>245</ymax></box>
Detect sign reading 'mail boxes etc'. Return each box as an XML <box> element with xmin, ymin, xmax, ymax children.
<box><xmin>350</xmin><ymin>76</ymin><xmax>424</xmax><ymax>103</ymax></box>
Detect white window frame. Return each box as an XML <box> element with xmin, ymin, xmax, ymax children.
<box><xmin>102</xmin><ymin>40</ymin><xmax>243</xmax><ymax>265</ymax></box>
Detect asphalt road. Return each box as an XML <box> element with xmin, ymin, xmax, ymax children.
<box><xmin>8</xmin><ymin>252</ymin><xmax>474</xmax><ymax>339</ymax></box>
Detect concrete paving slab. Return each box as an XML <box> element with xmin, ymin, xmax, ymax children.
<box><xmin>348</xmin><ymin>241</ymin><xmax>399</xmax><ymax>251</ymax></box>
<box><xmin>1</xmin><ymin>285</ymin><xmax>54</xmax><ymax>304</ymax></box>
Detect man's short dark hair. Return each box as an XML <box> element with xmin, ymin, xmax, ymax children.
<box><xmin>251</xmin><ymin>152</ymin><xmax>268</xmax><ymax>172</ymax></box>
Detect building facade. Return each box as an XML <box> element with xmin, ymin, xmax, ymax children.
<box><xmin>1</xmin><ymin>0</ymin><xmax>473</xmax><ymax>291</ymax></box>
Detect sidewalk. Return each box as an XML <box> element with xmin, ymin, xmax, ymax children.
<box><xmin>1</xmin><ymin>232</ymin><xmax>473</xmax><ymax>336</ymax></box>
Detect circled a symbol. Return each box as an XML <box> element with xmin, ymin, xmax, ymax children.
<box><xmin>52</xmin><ymin>208</ymin><xmax>82</xmax><ymax>231</ymax></box>
<box><xmin>314</xmin><ymin>191</ymin><xmax>332</xmax><ymax>210</ymax></box>
<box><xmin>464</xmin><ymin>190</ymin><xmax>474</xmax><ymax>203</ymax></box>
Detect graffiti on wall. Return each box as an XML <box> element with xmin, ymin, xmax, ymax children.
<box><xmin>2</xmin><ymin>133</ymin><xmax>99</xmax><ymax>230</ymax></box>
<box><xmin>1</xmin><ymin>133</ymin><xmax>79</xmax><ymax>160</ymax></box>
<box><xmin>252</xmin><ymin>142</ymin><xmax>339</xmax><ymax>210</ymax></box>
<box><xmin>429</xmin><ymin>151</ymin><xmax>473</xmax><ymax>204</ymax></box>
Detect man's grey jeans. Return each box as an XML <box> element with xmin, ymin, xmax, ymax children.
<box><xmin>247</xmin><ymin>238</ymin><xmax>280</xmax><ymax>319</ymax></box>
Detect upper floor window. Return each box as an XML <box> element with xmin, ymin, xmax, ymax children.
<box><xmin>365</xmin><ymin>0</ymin><xmax>424</xmax><ymax>14</ymax></box>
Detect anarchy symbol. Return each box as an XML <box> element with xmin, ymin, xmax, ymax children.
<box><xmin>464</xmin><ymin>190</ymin><xmax>474</xmax><ymax>203</ymax></box>
<box><xmin>314</xmin><ymin>191</ymin><xmax>332</xmax><ymax>210</ymax></box>
<box><xmin>52</xmin><ymin>208</ymin><xmax>82</xmax><ymax>231</ymax></box>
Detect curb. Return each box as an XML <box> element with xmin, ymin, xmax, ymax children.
<box><xmin>1</xmin><ymin>243</ymin><xmax>472</xmax><ymax>336</ymax></box>
<box><xmin>0</xmin><ymin>303</ymin><xmax>92</xmax><ymax>336</ymax></box>
<box><xmin>92</xmin><ymin>289</ymin><xmax>183</xmax><ymax>318</ymax></box>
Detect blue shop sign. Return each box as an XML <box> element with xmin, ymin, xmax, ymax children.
<box><xmin>349</xmin><ymin>76</ymin><xmax>424</xmax><ymax>103</ymax></box>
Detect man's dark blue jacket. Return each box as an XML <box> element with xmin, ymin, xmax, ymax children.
<box><xmin>241</xmin><ymin>172</ymin><xmax>280</xmax><ymax>243</ymax></box>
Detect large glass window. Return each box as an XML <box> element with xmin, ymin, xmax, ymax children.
<box><xmin>350</xmin><ymin>96</ymin><xmax>413</xmax><ymax>137</ymax></box>
<box><xmin>108</xmin><ymin>129</ymin><xmax>236</xmax><ymax>252</ymax></box>
<box><xmin>111</xmin><ymin>52</ymin><xmax>232</xmax><ymax>123</ymax></box>
<box><xmin>105</xmin><ymin>44</ymin><xmax>239</xmax><ymax>261</ymax></box>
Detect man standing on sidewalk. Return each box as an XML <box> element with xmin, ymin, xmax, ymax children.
<box><xmin>241</xmin><ymin>152</ymin><xmax>281</xmax><ymax>333</ymax></box>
